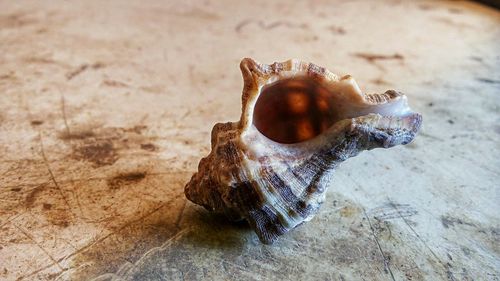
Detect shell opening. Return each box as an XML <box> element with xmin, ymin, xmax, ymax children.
<box><xmin>253</xmin><ymin>76</ymin><xmax>338</xmax><ymax>144</ymax></box>
<box><xmin>252</xmin><ymin>76</ymin><xmax>412</xmax><ymax>144</ymax></box>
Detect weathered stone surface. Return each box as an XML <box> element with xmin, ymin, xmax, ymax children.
<box><xmin>0</xmin><ymin>1</ymin><xmax>498</xmax><ymax>280</ymax></box>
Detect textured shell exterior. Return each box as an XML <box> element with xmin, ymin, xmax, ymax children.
<box><xmin>185</xmin><ymin>58</ymin><xmax>422</xmax><ymax>244</ymax></box>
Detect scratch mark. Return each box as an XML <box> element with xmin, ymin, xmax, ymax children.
<box><xmin>15</xmin><ymin>262</ymin><xmax>55</xmax><ymax>281</ymax></box>
<box><xmin>370</xmin><ymin>202</ymin><xmax>417</xmax><ymax>221</ymax></box>
<box><xmin>476</xmin><ymin>77</ymin><xmax>500</xmax><ymax>84</ymax></box>
<box><xmin>68</xmin><ymin>181</ymin><xmax>85</xmax><ymax>219</ymax></box>
<box><xmin>441</xmin><ymin>215</ymin><xmax>476</xmax><ymax>229</ymax></box>
<box><xmin>235</xmin><ymin>19</ymin><xmax>253</xmax><ymax>32</ymax></box>
<box><xmin>65</xmin><ymin>62</ymin><xmax>103</xmax><ymax>80</ymax></box>
<box><xmin>262</xmin><ymin>21</ymin><xmax>308</xmax><ymax>30</ymax></box>
<box><xmin>101</xmin><ymin>79</ymin><xmax>129</xmax><ymax>88</ymax></box>
<box><xmin>353</xmin><ymin>53</ymin><xmax>404</xmax><ymax>62</ymax></box>
<box><xmin>0</xmin><ymin>213</ymin><xmax>23</xmax><ymax>228</ymax></box>
<box><xmin>10</xmin><ymin>222</ymin><xmax>64</xmax><ymax>271</ymax></box>
<box><xmin>445</xmin><ymin>262</ymin><xmax>457</xmax><ymax>281</ymax></box>
<box><xmin>352</xmin><ymin>53</ymin><xmax>404</xmax><ymax>71</ymax></box>
<box><xmin>59</xmin><ymin>237</ymin><xmax>78</xmax><ymax>251</ymax></box>
<box><xmin>38</xmin><ymin>132</ymin><xmax>74</xmax><ymax>219</ymax></box>
<box><xmin>357</xmin><ymin>246</ymin><xmax>379</xmax><ymax>274</ymax></box>
<box><xmin>280</xmin><ymin>238</ymin><xmax>327</xmax><ymax>253</ymax></box>
<box><xmin>61</xmin><ymin>200</ymin><xmax>190</xmax><ymax>281</ymax></box>
<box><xmin>390</xmin><ymin>201</ymin><xmax>441</xmax><ymax>262</ymax></box>
<box><xmin>1</xmin><ymin>160</ymin><xmax>24</xmax><ymax>178</ymax></box>
<box><xmin>390</xmin><ymin>200</ymin><xmax>459</xmax><ymax>279</ymax></box>
<box><xmin>188</xmin><ymin>64</ymin><xmax>204</xmax><ymax>96</ymax></box>
<box><xmin>175</xmin><ymin>198</ymin><xmax>187</xmax><ymax>229</ymax></box>
<box><xmin>66</xmin><ymin>64</ymin><xmax>88</xmax><ymax>80</ymax></box>
<box><xmin>220</xmin><ymin>258</ymin><xmax>266</xmax><ymax>277</ymax></box>
<box><xmin>110</xmin><ymin>227</ymin><xmax>191</xmax><ymax>279</ymax></box>
<box><xmin>57</xmin><ymin>194</ymin><xmax>183</xmax><ymax>262</ymax></box>
<box><xmin>60</xmin><ymin>92</ymin><xmax>71</xmax><ymax>138</ymax></box>
<box><xmin>419</xmin><ymin>131</ymin><xmax>445</xmax><ymax>142</ymax></box>
<box><xmin>363</xmin><ymin>208</ymin><xmax>396</xmax><ymax>281</ymax></box>
<box><xmin>181</xmin><ymin>108</ymin><xmax>191</xmax><ymax>120</ymax></box>
<box><xmin>22</xmin><ymin>56</ymin><xmax>70</xmax><ymax>68</ymax></box>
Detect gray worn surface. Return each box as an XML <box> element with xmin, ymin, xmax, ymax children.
<box><xmin>0</xmin><ymin>0</ymin><xmax>499</xmax><ymax>280</ymax></box>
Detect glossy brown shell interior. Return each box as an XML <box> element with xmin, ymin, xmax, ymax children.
<box><xmin>253</xmin><ymin>76</ymin><xmax>340</xmax><ymax>144</ymax></box>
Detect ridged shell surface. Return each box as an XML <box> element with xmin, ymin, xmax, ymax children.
<box><xmin>185</xmin><ymin>58</ymin><xmax>422</xmax><ymax>244</ymax></box>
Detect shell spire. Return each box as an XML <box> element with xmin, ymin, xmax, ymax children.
<box><xmin>185</xmin><ymin>58</ymin><xmax>422</xmax><ymax>244</ymax></box>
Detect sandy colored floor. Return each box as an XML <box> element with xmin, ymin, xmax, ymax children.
<box><xmin>0</xmin><ymin>0</ymin><xmax>499</xmax><ymax>280</ymax></box>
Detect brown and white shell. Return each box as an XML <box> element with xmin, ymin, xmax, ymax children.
<box><xmin>184</xmin><ymin>58</ymin><xmax>422</xmax><ymax>244</ymax></box>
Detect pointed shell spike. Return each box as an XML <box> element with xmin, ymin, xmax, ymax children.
<box><xmin>184</xmin><ymin>58</ymin><xmax>422</xmax><ymax>244</ymax></box>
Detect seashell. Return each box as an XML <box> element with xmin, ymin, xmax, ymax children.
<box><xmin>185</xmin><ymin>58</ymin><xmax>422</xmax><ymax>244</ymax></box>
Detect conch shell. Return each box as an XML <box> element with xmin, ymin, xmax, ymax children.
<box><xmin>185</xmin><ymin>58</ymin><xmax>422</xmax><ymax>244</ymax></box>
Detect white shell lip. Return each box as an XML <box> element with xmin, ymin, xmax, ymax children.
<box><xmin>239</xmin><ymin>58</ymin><xmax>421</xmax><ymax>156</ymax></box>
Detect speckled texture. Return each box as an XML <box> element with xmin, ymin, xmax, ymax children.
<box><xmin>0</xmin><ymin>0</ymin><xmax>499</xmax><ymax>280</ymax></box>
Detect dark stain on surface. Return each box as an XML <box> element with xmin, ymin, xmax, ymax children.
<box><xmin>66</xmin><ymin>62</ymin><xmax>105</xmax><ymax>80</ymax></box>
<box><xmin>124</xmin><ymin>125</ymin><xmax>148</xmax><ymax>134</ymax></box>
<box><xmin>441</xmin><ymin>215</ymin><xmax>476</xmax><ymax>229</ymax></box>
<box><xmin>25</xmin><ymin>184</ymin><xmax>72</xmax><ymax>227</ymax></box>
<box><xmin>140</xmin><ymin>143</ymin><xmax>157</xmax><ymax>151</ymax></box>
<box><xmin>23</xmin><ymin>56</ymin><xmax>61</xmax><ymax>65</ymax></box>
<box><xmin>353</xmin><ymin>53</ymin><xmax>404</xmax><ymax>63</ymax></box>
<box><xmin>0</xmin><ymin>72</ymin><xmax>15</xmax><ymax>80</ymax></box>
<box><xmin>72</xmin><ymin>141</ymin><xmax>118</xmax><ymax>167</ymax></box>
<box><xmin>448</xmin><ymin>8</ymin><xmax>462</xmax><ymax>14</ymax></box>
<box><xmin>58</xmin><ymin>129</ymin><xmax>95</xmax><ymax>140</ymax></box>
<box><xmin>371</xmin><ymin>78</ymin><xmax>390</xmax><ymax>85</ymax></box>
<box><xmin>46</xmin><ymin>209</ymin><xmax>70</xmax><ymax>228</ymax></box>
<box><xmin>352</xmin><ymin>53</ymin><xmax>404</xmax><ymax>71</ymax></box>
<box><xmin>30</xmin><ymin>120</ymin><xmax>44</xmax><ymax>126</ymax></box>
<box><xmin>0</xmin><ymin>12</ymin><xmax>37</xmax><ymax>29</ymax></box>
<box><xmin>25</xmin><ymin>184</ymin><xmax>49</xmax><ymax>209</ymax></box>
<box><xmin>418</xmin><ymin>4</ymin><xmax>435</xmax><ymax>10</ymax></box>
<box><xmin>476</xmin><ymin>78</ymin><xmax>500</xmax><ymax>84</ymax></box>
<box><xmin>235</xmin><ymin>19</ymin><xmax>308</xmax><ymax>33</ymax></box>
<box><xmin>470</xmin><ymin>56</ymin><xmax>483</xmax><ymax>62</ymax></box>
<box><xmin>101</xmin><ymin>79</ymin><xmax>129</xmax><ymax>88</ymax></box>
<box><xmin>327</xmin><ymin>25</ymin><xmax>346</xmax><ymax>34</ymax></box>
<box><xmin>339</xmin><ymin>205</ymin><xmax>359</xmax><ymax>218</ymax></box>
<box><xmin>445</xmin><ymin>262</ymin><xmax>456</xmax><ymax>280</ymax></box>
<box><xmin>461</xmin><ymin>246</ymin><xmax>471</xmax><ymax>256</ymax></box>
<box><xmin>433</xmin><ymin>17</ymin><xmax>474</xmax><ymax>29</ymax></box>
<box><xmin>66</xmin><ymin>64</ymin><xmax>88</xmax><ymax>80</ymax></box>
<box><xmin>92</xmin><ymin>62</ymin><xmax>106</xmax><ymax>69</ymax></box>
<box><xmin>107</xmin><ymin>171</ymin><xmax>147</xmax><ymax>190</ymax></box>
<box><xmin>495</xmin><ymin>125</ymin><xmax>500</xmax><ymax>135</ymax></box>
<box><xmin>60</xmin><ymin>125</ymin><xmax>156</xmax><ymax>167</ymax></box>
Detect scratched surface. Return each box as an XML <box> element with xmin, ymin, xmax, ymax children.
<box><xmin>0</xmin><ymin>0</ymin><xmax>499</xmax><ymax>280</ymax></box>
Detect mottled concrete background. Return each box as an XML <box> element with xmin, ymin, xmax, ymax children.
<box><xmin>0</xmin><ymin>0</ymin><xmax>499</xmax><ymax>280</ymax></box>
